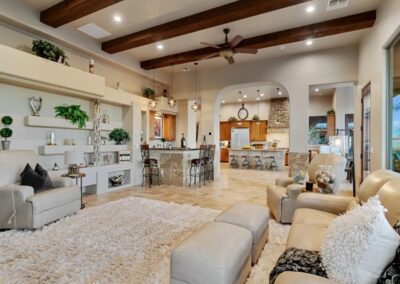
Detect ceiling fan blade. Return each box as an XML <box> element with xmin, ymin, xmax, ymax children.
<box><xmin>202</xmin><ymin>52</ymin><xmax>220</xmax><ymax>60</ymax></box>
<box><xmin>226</xmin><ymin>56</ymin><xmax>235</xmax><ymax>64</ymax></box>
<box><xmin>235</xmin><ymin>48</ymin><xmax>258</xmax><ymax>54</ymax></box>
<box><xmin>200</xmin><ymin>42</ymin><xmax>220</xmax><ymax>49</ymax></box>
<box><xmin>230</xmin><ymin>35</ymin><xmax>243</xmax><ymax>47</ymax></box>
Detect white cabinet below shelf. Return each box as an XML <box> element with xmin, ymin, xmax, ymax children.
<box><xmin>25</xmin><ymin>116</ymin><xmax>114</xmax><ymax>131</ymax></box>
<box><xmin>39</xmin><ymin>144</ymin><xmax>128</xmax><ymax>155</ymax></box>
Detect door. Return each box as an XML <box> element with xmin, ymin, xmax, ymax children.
<box><xmin>361</xmin><ymin>83</ymin><xmax>371</xmax><ymax>181</ymax></box>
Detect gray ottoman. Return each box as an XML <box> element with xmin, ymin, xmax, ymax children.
<box><xmin>171</xmin><ymin>222</ymin><xmax>252</xmax><ymax>284</ymax></box>
<box><xmin>215</xmin><ymin>203</ymin><xmax>269</xmax><ymax>264</ymax></box>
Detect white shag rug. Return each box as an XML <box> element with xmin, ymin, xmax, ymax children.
<box><xmin>0</xmin><ymin>197</ymin><xmax>290</xmax><ymax>284</ymax></box>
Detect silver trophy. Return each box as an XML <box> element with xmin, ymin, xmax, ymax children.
<box><xmin>30</xmin><ymin>97</ymin><xmax>43</xmax><ymax>116</ymax></box>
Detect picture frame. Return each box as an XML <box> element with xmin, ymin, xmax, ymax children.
<box><xmin>154</xmin><ymin>115</ymin><xmax>163</xmax><ymax>139</ymax></box>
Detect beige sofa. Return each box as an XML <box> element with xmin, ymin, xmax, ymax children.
<box><xmin>267</xmin><ymin>154</ymin><xmax>347</xmax><ymax>223</ymax></box>
<box><xmin>0</xmin><ymin>150</ymin><xmax>81</xmax><ymax>229</ymax></box>
<box><xmin>274</xmin><ymin>169</ymin><xmax>400</xmax><ymax>283</ymax></box>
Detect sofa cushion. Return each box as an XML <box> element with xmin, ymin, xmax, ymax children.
<box><xmin>287</xmin><ymin>224</ymin><xmax>327</xmax><ymax>252</ymax></box>
<box><xmin>321</xmin><ymin>196</ymin><xmax>400</xmax><ymax>284</ymax></box>
<box><xmin>20</xmin><ymin>163</ymin><xmax>46</xmax><ymax>192</ymax></box>
<box><xmin>292</xmin><ymin>208</ymin><xmax>336</xmax><ymax>227</ymax></box>
<box><xmin>34</xmin><ymin>164</ymin><xmax>54</xmax><ymax>191</ymax></box>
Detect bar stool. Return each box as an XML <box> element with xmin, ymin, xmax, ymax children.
<box><xmin>241</xmin><ymin>155</ymin><xmax>249</xmax><ymax>169</ymax></box>
<box><xmin>230</xmin><ymin>155</ymin><xmax>239</xmax><ymax>168</ymax></box>
<box><xmin>189</xmin><ymin>146</ymin><xmax>207</xmax><ymax>187</ymax></box>
<box><xmin>255</xmin><ymin>156</ymin><xmax>264</xmax><ymax>170</ymax></box>
<box><xmin>140</xmin><ymin>144</ymin><xmax>160</xmax><ymax>188</ymax></box>
<box><xmin>205</xmin><ymin>145</ymin><xmax>216</xmax><ymax>181</ymax></box>
<box><xmin>265</xmin><ymin>156</ymin><xmax>278</xmax><ymax>171</ymax></box>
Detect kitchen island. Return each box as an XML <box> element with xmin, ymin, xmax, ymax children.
<box><xmin>228</xmin><ymin>148</ymin><xmax>286</xmax><ymax>171</ymax></box>
<box><xmin>149</xmin><ymin>148</ymin><xmax>200</xmax><ymax>186</ymax></box>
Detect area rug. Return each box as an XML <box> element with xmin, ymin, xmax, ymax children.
<box><xmin>0</xmin><ymin>197</ymin><xmax>219</xmax><ymax>284</ymax></box>
<box><xmin>0</xmin><ymin>197</ymin><xmax>290</xmax><ymax>284</ymax></box>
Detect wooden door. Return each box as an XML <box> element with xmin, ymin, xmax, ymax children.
<box><xmin>220</xmin><ymin>148</ymin><xmax>229</xmax><ymax>162</ymax></box>
<box><xmin>149</xmin><ymin>111</ymin><xmax>155</xmax><ymax>140</ymax></box>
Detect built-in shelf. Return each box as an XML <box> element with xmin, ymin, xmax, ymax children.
<box><xmin>39</xmin><ymin>144</ymin><xmax>128</xmax><ymax>155</ymax></box>
<box><xmin>25</xmin><ymin>116</ymin><xmax>114</xmax><ymax>131</ymax></box>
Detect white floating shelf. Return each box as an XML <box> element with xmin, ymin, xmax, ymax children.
<box><xmin>25</xmin><ymin>116</ymin><xmax>114</xmax><ymax>131</ymax></box>
<box><xmin>39</xmin><ymin>144</ymin><xmax>128</xmax><ymax>155</ymax></box>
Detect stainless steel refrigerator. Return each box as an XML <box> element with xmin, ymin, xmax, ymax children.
<box><xmin>231</xmin><ymin>128</ymin><xmax>250</xmax><ymax>149</ymax></box>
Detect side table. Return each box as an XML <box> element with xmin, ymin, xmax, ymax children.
<box><xmin>62</xmin><ymin>173</ymin><xmax>86</xmax><ymax>209</ymax></box>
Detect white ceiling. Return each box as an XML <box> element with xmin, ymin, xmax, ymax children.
<box><xmin>221</xmin><ymin>84</ymin><xmax>288</xmax><ymax>104</ymax></box>
<box><xmin>17</xmin><ymin>0</ymin><xmax>380</xmax><ymax>70</ymax></box>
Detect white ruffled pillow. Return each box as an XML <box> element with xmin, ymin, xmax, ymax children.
<box><xmin>321</xmin><ymin>196</ymin><xmax>400</xmax><ymax>284</ymax></box>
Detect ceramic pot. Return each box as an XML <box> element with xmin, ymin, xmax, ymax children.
<box><xmin>1</xmin><ymin>141</ymin><xmax>10</xmax><ymax>150</ymax></box>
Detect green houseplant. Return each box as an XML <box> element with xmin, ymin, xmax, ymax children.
<box><xmin>54</xmin><ymin>105</ymin><xmax>89</xmax><ymax>128</ymax></box>
<box><xmin>109</xmin><ymin>128</ymin><xmax>130</xmax><ymax>145</ymax></box>
<box><xmin>0</xmin><ymin>115</ymin><xmax>13</xmax><ymax>150</ymax></box>
<box><xmin>32</xmin><ymin>40</ymin><xmax>69</xmax><ymax>65</ymax></box>
<box><xmin>327</xmin><ymin>108</ymin><xmax>335</xmax><ymax>115</ymax></box>
<box><xmin>228</xmin><ymin>116</ymin><xmax>238</xmax><ymax>122</ymax></box>
<box><xmin>252</xmin><ymin>115</ymin><xmax>260</xmax><ymax>121</ymax></box>
<box><xmin>143</xmin><ymin>88</ymin><xmax>155</xmax><ymax>99</ymax></box>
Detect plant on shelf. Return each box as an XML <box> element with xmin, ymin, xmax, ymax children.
<box><xmin>252</xmin><ymin>115</ymin><xmax>260</xmax><ymax>121</ymax></box>
<box><xmin>32</xmin><ymin>40</ymin><xmax>69</xmax><ymax>65</ymax></box>
<box><xmin>109</xmin><ymin>128</ymin><xmax>130</xmax><ymax>145</ymax></box>
<box><xmin>228</xmin><ymin>116</ymin><xmax>238</xmax><ymax>122</ymax></box>
<box><xmin>54</xmin><ymin>105</ymin><xmax>89</xmax><ymax>128</ymax></box>
<box><xmin>161</xmin><ymin>137</ymin><xmax>166</xmax><ymax>148</ymax></box>
<box><xmin>327</xmin><ymin>108</ymin><xmax>335</xmax><ymax>115</ymax></box>
<box><xmin>0</xmin><ymin>115</ymin><xmax>13</xmax><ymax>150</ymax></box>
<box><xmin>143</xmin><ymin>88</ymin><xmax>155</xmax><ymax>99</ymax></box>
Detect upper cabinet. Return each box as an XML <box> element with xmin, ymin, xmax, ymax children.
<box><xmin>0</xmin><ymin>44</ymin><xmax>105</xmax><ymax>99</ymax></box>
<box><xmin>220</xmin><ymin>120</ymin><xmax>267</xmax><ymax>142</ymax></box>
<box><xmin>163</xmin><ymin>114</ymin><xmax>176</xmax><ymax>141</ymax></box>
<box><xmin>231</xmin><ymin>121</ymin><xmax>251</xmax><ymax>128</ymax></box>
<box><xmin>220</xmin><ymin>122</ymin><xmax>231</xmax><ymax>141</ymax></box>
<box><xmin>327</xmin><ymin>114</ymin><xmax>336</xmax><ymax>136</ymax></box>
<box><xmin>250</xmin><ymin>121</ymin><xmax>267</xmax><ymax>141</ymax></box>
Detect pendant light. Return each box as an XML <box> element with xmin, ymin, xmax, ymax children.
<box><xmin>191</xmin><ymin>62</ymin><xmax>201</xmax><ymax>112</ymax></box>
<box><xmin>149</xmin><ymin>69</ymin><xmax>158</xmax><ymax>109</ymax></box>
<box><xmin>167</xmin><ymin>66</ymin><xmax>176</xmax><ymax>108</ymax></box>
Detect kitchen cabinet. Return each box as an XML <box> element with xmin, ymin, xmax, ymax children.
<box><xmin>327</xmin><ymin>114</ymin><xmax>336</xmax><ymax>136</ymax></box>
<box><xmin>220</xmin><ymin>122</ymin><xmax>231</xmax><ymax>141</ymax></box>
<box><xmin>250</xmin><ymin>121</ymin><xmax>267</xmax><ymax>142</ymax></box>
<box><xmin>149</xmin><ymin>111</ymin><xmax>155</xmax><ymax>140</ymax></box>
<box><xmin>220</xmin><ymin>148</ymin><xmax>229</xmax><ymax>162</ymax></box>
<box><xmin>231</xmin><ymin>121</ymin><xmax>250</xmax><ymax>128</ymax></box>
<box><xmin>163</xmin><ymin>114</ymin><xmax>176</xmax><ymax>141</ymax></box>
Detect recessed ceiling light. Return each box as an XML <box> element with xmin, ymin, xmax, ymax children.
<box><xmin>243</xmin><ymin>94</ymin><xmax>247</xmax><ymax>98</ymax></box>
<box><xmin>256</xmin><ymin>97</ymin><xmax>260</xmax><ymax>101</ymax></box>
<box><xmin>156</xmin><ymin>44</ymin><xmax>164</xmax><ymax>50</ymax></box>
<box><xmin>278</xmin><ymin>91</ymin><xmax>282</xmax><ymax>95</ymax></box>
<box><xmin>238</xmin><ymin>99</ymin><xmax>242</xmax><ymax>102</ymax></box>
<box><xmin>113</xmin><ymin>15</ymin><xmax>122</xmax><ymax>22</ymax></box>
<box><xmin>306</xmin><ymin>5</ymin><xmax>315</xmax><ymax>13</ymax></box>
<box><xmin>222</xmin><ymin>100</ymin><xmax>225</xmax><ymax>103</ymax></box>
<box><xmin>260</xmin><ymin>93</ymin><xmax>264</xmax><ymax>97</ymax></box>
<box><xmin>306</xmin><ymin>39</ymin><xmax>313</xmax><ymax>46</ymax></box>
<box><xmin>315</xmin><ymin>88</ymin><xmax>319</xmax><ymax>92</ymax></box>
<box><xmin>280</xmin><ymin>45</ymin><xmax>286</xmax><ymax>50</ymax></box>
<box><xmin>182</xmin><ymin>67</ymin><xmax>191</xmax><ymax>72</ymax></box>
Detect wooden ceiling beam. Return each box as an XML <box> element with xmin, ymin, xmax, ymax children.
<box><xmin>140</xmin><ymin>11</ymin><xmax>376</xmax><ymax>70</ymax></box>
<box><xmin>40</xmin><ymin>0</ymin><xmax>123</xmax><ymax>28</ymax></box>
<box><xmin>102</xmin><ymin>0</ymin><xmax>310</xmax><ymax>53</ymax></box>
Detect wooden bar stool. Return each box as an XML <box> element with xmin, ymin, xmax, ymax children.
<box><xmin>140</xmin><ymin>144</ymin><xmax>160</xmax><ymax>188</ymax></box>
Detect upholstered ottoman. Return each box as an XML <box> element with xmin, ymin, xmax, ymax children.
<box><xmin>215</xmin><ymin>203</ymin><xmax>269</xmax><ymax>264</ymax></box>
<box><xmin>171</xmin><ymin>222</ymin><xmax>252</xmax><ymax>284</ymax></box>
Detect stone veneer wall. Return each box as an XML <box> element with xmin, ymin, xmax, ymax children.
<box><xmin>268</xmin><ymin>98</ymin><xmax>289</xmax><ymax>129</ymax></box>
<box><xmin>288</xmin><ymin>152</ymin><xmax>309</xmax><ymax>177</ymax></box>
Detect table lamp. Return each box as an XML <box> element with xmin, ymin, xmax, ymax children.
<box><xmin>329</xmin><ymin>135</ymin><xmax>348</xmax><ymax>157</ymax></box>
<box><xmin>65</xmin><ymin>150</ymin><xmax>84</xmax><ymax>174</ymax></box>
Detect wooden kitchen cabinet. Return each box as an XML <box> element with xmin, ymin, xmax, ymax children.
<box><xmin>163</xmin><ymin>114</ymin><xmax>176</xmax><ymax>141</ymax></box>
<box><xmin>220</xmin><ymin>122</ymin><xmax>231</xmax><ymax>141</ymax></box>
<box><xmin>220</xmin><ymin>148</ymin><xmax>229</xmax><ymax>162</ymax></box>
<box><xmin>231</xmin><ymin>121</ymin><xmax>250</xmax><ymax>128</ymax></box>
<box><xmin>250</xmin><ymin>121</ymin><xmax>267</xmax><ymax>142</ymax></box>
<box><xmin>149</xmin><ymin>111</ymin><xmax>155</xmax><ymax>140</ymax></box>
<box><xmin>327</xmin><ymin>114</ymin><xmax>336</xmax><ymax>136</ymax></box>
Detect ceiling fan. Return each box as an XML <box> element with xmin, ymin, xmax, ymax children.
<box><xmin>200</xmin><ymin>28</ymin><xmax>258</xmax><ymax>64</ymax></box>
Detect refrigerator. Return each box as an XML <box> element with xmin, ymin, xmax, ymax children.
<box><xmin>231</xmin><ymin>128</ymin><xmax>250</xmax><ymax>149</ymax></box>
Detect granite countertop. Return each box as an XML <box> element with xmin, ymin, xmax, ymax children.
<box><xmin>229</xmin><ymin>148</ymin><xmax>286</xmax><ymax>152</ymax></box>
<box><xmin>149</xmin><ymin>148</ymin><xmax>200</xmax><ymax>151</ymax></box>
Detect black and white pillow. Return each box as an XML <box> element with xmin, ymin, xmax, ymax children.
<box><xmin>378</xmin><ymin>221</ymin><xmax>400</xmax><ymax>284</ymax></box>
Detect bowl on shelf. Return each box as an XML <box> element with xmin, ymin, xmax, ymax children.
<box><xmin>109</xmin><ymin>175</ymin><xmax>124</xmax><ymax>187</ymax></box>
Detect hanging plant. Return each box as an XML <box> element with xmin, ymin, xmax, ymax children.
<box><xmin>143</xmin><ymin>88</ymin><xmax>155</xmax><ymax>99</ymax></box>
<box><xmin>54</xmin><ymin>105</ymin><xmax>89</xmax><ymax>128</ymax></box>
<box><xmin>32</xmin><ymin>40</ymin><xmax>69</xmax><ymax>66</ymax></box>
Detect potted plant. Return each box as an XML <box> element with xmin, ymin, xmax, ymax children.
<box><xmin>109</xmin><ymin>128</ymin><xmax>130</xmax><ymax>145</ymax></box>
<box><xmin>228</xmin><ymin>116</ymin><xmax>238</xmax><ymax>122</ymax></box>
<box><xmin>327</xmin><ymin>108</ymin><xmax>335</xmax><ymax>115</ymax></box>
<box><xmin>32</xmin><ymin>40</ymin><xmax>69</xmax><ymax>65</ymax></box>
<box><xmin>143</xmin><ymin>88</ymin><xmax>155</xmax><ymax>99</ymax></box>
<box><xmin>0</xmin><ymin>116</ymin><xmax>13</xmax><ymax>150</ymax></box>
<box><xmin>54</xmin><ymin>105</ymin><xmax>89</xmax><ymax>128</ymax></box>
<box><xmin>160</xmin><ymin>137</ymin><xmax>166</xmax><ymax>148</ymax></box>
<box><xmin>252</xmin><ymin>115</ymin><xmax>260</xmax><ymax>121</ymax></box>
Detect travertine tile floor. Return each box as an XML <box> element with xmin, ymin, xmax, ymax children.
<box><xmin>84</xmin><ymin>163</ymin><xmax>289</xmax><ymax>211</ymax></box>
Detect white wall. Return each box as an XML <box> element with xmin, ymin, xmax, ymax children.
<box><xmin>356</xmin><ymin>0</ymin><xmax>400</xmax><ymax>184</ymax></box>
<box><xmin>333</xmin><ymin>86</ymin><xmax>355</xmax><ymax>131</ymax></box>
<box><xmin>175</xmin><ymin>100</ymin><xmax>197</xmax><ymax>148</ymax></box>
<box><xmin>220</xmin><ymin>101</ymin><xmax>270</xmax><ymax>121</ymax></box>
<box><xmin>309</xmin><ymin>95</ymin><xmax>333</xmax><ymax>117</ymax></box>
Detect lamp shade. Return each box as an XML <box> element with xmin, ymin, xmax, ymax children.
<box><xmin>329</xmin><ymin>136</ymin><xmax>349</xmax><ymax>156</ymax></box>
<box><xmin>65</xmin><ymin>150</ymin><xmax>84</xmax><ymax>165</ymax></box>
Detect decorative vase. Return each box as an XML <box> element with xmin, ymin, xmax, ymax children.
<box><xmin>315</xmin><ymin>165</ymin><xmax>337</xmax><ymax>194</ymax></box>
<box><xmin>1</xmin><ymin>140</ymin><xmax>10</xmax><ymax>150</ymax></box>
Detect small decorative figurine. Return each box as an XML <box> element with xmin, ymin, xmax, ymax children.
<box><xmin>30</xmin><ymin>97</ymin><xmax>43</xmax><ymax>116</ymax></box>
<box><xmin>52</xmin><ymin>163</ymin><xmax>59</xmax><ymax>171</ymax></box>
<box><xmin>89</xmin><ymin>58</ymin><xmax>95</xmax><ymax>74</ymax></box>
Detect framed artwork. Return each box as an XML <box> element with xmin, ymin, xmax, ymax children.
<box><xmin>154</xmin><ymin>115</ymin><xmax>163</xmax><ymax>139</ymax></box>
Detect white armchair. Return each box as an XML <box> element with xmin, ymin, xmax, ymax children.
<box><xmin>0</xmin><ymin>150</ymin><xmax>81</xmax><ymax>229</ymax></box>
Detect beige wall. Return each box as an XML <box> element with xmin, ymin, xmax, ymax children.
<box><xmin>356</xmin><ymin>0</ymin><xmax>400</xmax><ymax>185</ymax></box>
<box><xmin>220</xmin><ymin>101</ymin><xmax>270</xmax><ymax>121</ymax></box>
<box><xmin>309</xmin><ymin>95</ymin><xmax>334</xmax><ymax>117</ymax></box>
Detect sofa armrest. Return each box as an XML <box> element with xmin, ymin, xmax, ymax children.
<box><xmin>0</xmin><ymin>185</ymin><xmax>34</xmax><ymax>201</ymax></box>
<box><xmin>297</xmin><ymin>192</ymin><xmax>356</xmax><ymax>215</ymax></box>
<box><xmin>52</xmin><ymin>176</ymin><xmax>74</xmax><ymax>188</ymax></box>
<box><xmin>275</xmin><ymin>272</ymin><xmax>336</xmax><ymax>284</ymax></box>
<box><xmin>276</xmin><ymin>177</ymin><xmax>295</xmax><ymax>187</ymax></box>
<box><xmin>287</xmin><ymin>184</ymin><xmax>304</xmax><ymax>200</ymax></box>
<box><xmin>0</xmin><ymin>185</ymin><xmax>34</xmax><ymax>228</ymax></box>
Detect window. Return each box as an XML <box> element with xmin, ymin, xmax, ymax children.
<box><xmin>308</xmin><ymin>116</ymin><xmax>328</xmax><ymax>145</ymax></box>
<box><xmin>388</xmin><ymin>36</ymin><xmax>400</xmax><ymax>172</ymax></box>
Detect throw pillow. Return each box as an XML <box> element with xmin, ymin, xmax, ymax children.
<box><xmin>20</xmin><ymin>163</ymin><xmax>46</xmax><ymax>192</ymax></box>
<box><xmin>34</xmin><ymin>163</ymin><xmax>54</xmax><ymax>190</ymax></box>
<box><xmin>377</xmin><ymin>221</ymin><xmax>400</xmax><ymax>284</ymax></box>
<box><xmin>321</xmin><ymin>196</ymin><xmax>400</xmax><ymax>284</ymax></box>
